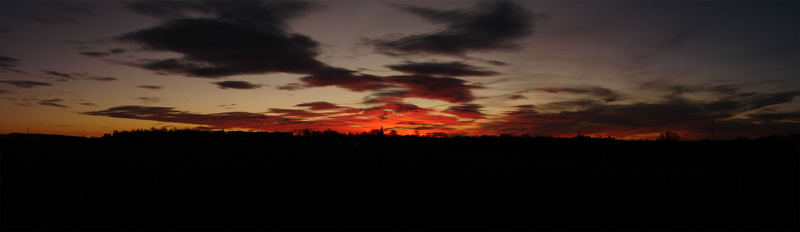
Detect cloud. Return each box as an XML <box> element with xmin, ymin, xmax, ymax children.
<box><xmin>372</xmin><ymin>0</ymin><xmax>539</xmax><ymax>56</ymax></box>
<box><xmin>268</xmin><ymin>108</ymin><xmax>326</xmax><ymax>118</ymax></box>
<box><xmin>88</xmin><ymin>76</ymin><xmax>118</xmax><ymax>81</ymax></box>
<box><xmin>300</xmin><ymin>67</ymin><xmax>389</xmax><ymax>92</ymax></box>
<box><xmin>38</xmin><ymin>99</ymin><xmax>69</xmax><ymax>108</ymax></box>
<box><xmin>277</xmin><ymin>83</ymin><xmax>304</xmax><ymax>90</ymax></box>
<box><xmin>136</xmin><ymin>97</ymin><xmax>161</xmax><ymax>103</ymax></box>
<box><xmin>0</xmin><ymin>55</ymin><xmax>25</xmax><ymax>73</ymax></box>
<box><xmin>487</xmin><ymin>107</ymin><xmax>591</xmax><ymax>135</ymax></box>
<box><xmin>536</xmin><ymin>87</ymin><xmax>623</xmax><ymax>102</ymax></box>
<box><xmin>85</xmin><ymin>106</ymin><xmax>285</xmax><ymax>130</ymax></box>
<box><xmin>41</xmin><ymin>70</ymin><xmax>118</xmax><ymax>82</ymax></box>
<box><xmin>117</xmin><ymin>1</ymin><xmax>484</xmax><ymax>104</ymax></box>
<box><xmin>42</xmin><ymin>70</ymin><xmax>77</xmax><ymax>79</ymax></box>
<box><xmin>486</xmin><ymin>89</ymin><xmax>800</xmax><ymax>139</ymax></box>
<box><xmin>748</xmin><ymin>111</ymin><xmax>800</xmax><ymax>123</ymax></box>
<box><xmin>748</xmin><ymin>90</ymin><xmax>800</xmax><ymax>109</ymax></box>
<box><xmin>110</xmin><ymin>48</ymin><xmax>125</xmax><ymax>54</ymax></box>
<box><xmin>79</xmin><ymin>51</ymin><xmax>110</xmax><ymax>57</ymax></box>
<box><xmin>77</xmin><ymin>48</ymin><xmax>123</xmax><ymax>58</ymax></box>
<box><xmin>539</xmin><ymin>99</ymin><xmax>604</xmax><ymax>112</ymax></box>
<box><xmin>384</xmin><ymin>75</ymin><xmax>479</xmax><ymax>103</ymax></box>
<box><xmin>509</xmin><ymin>94</ymin><xmax>527</xmax><ymax>100</ymax></box>
<box><xmin>0</xmin><ymin>80</ymin><xmax>51</xmax><ymax>88</ymax></box>
<box><xmin>118</xmin><ymin>0</ymin><xmax>326</xmax><ymax>78</ymax></box>
<box><xmin>137</xmin><ymin>85</ymin><xmax>163</xmax><ymax>90</ymax></box>
<box><xmin>84</xmin><ymin>105</ymin><xmax>334</xmax><ymax>132</ymax></box>
<box><xmin>582</xmin><ymin>101</ymin><xmax>703</xmax><ymax>128</ymax></box>
<box><xmin>387</xmin><ymin>61</ymin><xmax>498</xmax><ymax>76</ymax></box>
<box><xmin>213</xmin><ymin>81</ymin><xmax>261</xmax><ymax>89</ymax></box>
<box><xmin>443</xmin><ymin>103</ymin><xmax>484</xmax><ymax>119</ymax></box>
<box><xmin>85</xmin><ymin>101</ymin><xmax>477</xmax><ymax>135</ymax></box>
<box><xmin>309</xmin><ymin>71</ymin><xmax>482</xmax><ymax>103</ymax></box>
<box><xmin>295</xmin><ymin>101</ymin><xmax>349</xmax><ymax>111</ymax></box>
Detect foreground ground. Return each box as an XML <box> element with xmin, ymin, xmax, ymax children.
<box><xmin>1</xmin><ymin>131</ymin><xmax>798</xmax><ymax>231</ymax></box>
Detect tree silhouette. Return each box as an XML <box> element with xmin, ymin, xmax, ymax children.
<box><xmin>658</xmin><ymin>130</ymin><xmax>680</xmax><ymax>141</ymax></box>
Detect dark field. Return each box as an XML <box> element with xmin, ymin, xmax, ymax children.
<box><xmin>1</xmin><ymin>131</ymin><xmax>798</xmax><ymax>231</ymax></box>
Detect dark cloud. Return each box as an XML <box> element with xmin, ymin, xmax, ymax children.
<box><xmin>540</xmin><ymin>99</ymin><xmax>604</xmax><ymax>112</ymax></box>
<box><xmin>385</xmin><ymin>75</ymin><xmax>480</xmax><ymax>103</ymax></box>
<box><xmin>537</xmin><ymin>87</ymin><xmax>623</xmax><ymax>102</ymax></box>
<box><xmin>296</xmin><ymin>102</ymin><xmax>349</xmax><ymax>111</ymax></box>
<box><xmin>0</xmin><ymin>80</ymin><xmax>51</xmax><ymax>88</ymax></box>
<box><xmin>486</xmin><ymin>105</ymin><xmax>591</xmax><ymax>136</ymax></box>
<box><xmin>362</xmin><ymin>90</ymin><xmax>411</xmax><ymax>104</ymax></box>
<box><xmin>137</xmin><ymin>85</ymin><xmax>163</xmax><ymax>90</ymax></box>
<box><xmin>486</xmin><ymin>60</ymin><xmax>508</xmax><ymax>66</ymax></box>
<box><xmin>268</xmin><ymin>108</ymin><xmax>325</xmax><ymax>118</ymax></box>
<box><xmin>42</xmin><ymin>70</ymin><xmax>117</xmax><ymax>82</ymax></box>
<box><xmin>0</xmin><ymin>55</ymin><xmax>25</xmax><ymax>73</ymax></box>
<box><xmin>110</xmin><ymin>48</ymin><xmax>126</xmax><ymax>54</ymax></box>
<box><xmin>85</xmin><ymin>105</ymin><xmax>287</xmax><ymax>130</ymax></box>
<box><xmin>444</xmin><ymin>103</ymin><xmax>484</xmax><ymax>119</ymax></box>
<box><xmin>136</xmin><ymin>97</ymin><xmax>161</xmax><ymax>104</ymax></box>
<box><xmin>0</xmin><ymin>89</ymin><xmax>9</xmax><ymax>94</ymax></box>
<box><xmin>663</xmin><ymin>84</ymin><xmax>797</xmax><ymax>114</ymax></box>
<box><xmin>42</xmin><ymin>70</ymin><xmax>76</xmax><ymax>79</ymax></box>
<box><xmin>486</xmin><ymin>88</ymin><xmax>800</xmax><ymax>139</ymax></box>
<box><xmin>213</xmin><ymin>81</ymin><xmax>261</xmax><ymax>89</ymax></box>
<box><xmin>583</xmin><ymin>101</ymin><xmax>704</xmax><ymax>128</ymax></box>
<box><xmin>748</xmin><ymin>91</ymin><xmax>800</xmax><ymax>109</ymax></box>
<box><xmin>709</xmin><ymin>84</ymin><xmax>740</xmax><ymax>96</ymax></box>
<box><xmin>118</xmin><ymin>0</ymin><xmax>325</xmax><ymax>78</ymax></box>
<box><xmin>749</xmin><ymin>111</ymin><xmax>800</xmax><ymax>123</ymax></box>
<box><xmin>117</xmin><ymin>0</ymin><xmax>484</xmax><ymax>104</ymax></box>
<box><xmin>38</xmin><ymin>99</ymin><xmax>68</xmax><ymax>108</ymax></box>
<box><xmin>88</xmin><ymin>76</ymin><xmax>118</xmax><ymax>81</ymax></box>
<box><xmin>373</xmin><ymin>0</ymin><xmax>539</xmax><ymax>56</ymax></box>
<box><xmin>300</xmin><ymin>67</ymin><xmax>389</xmax><ymax>92</ymax></box>
<box><xmin>348</xmin><ymin>74</ymin><xmax>480</xmax><ymax>103</ymax></box>
<box><xmin>509</xmin><ymin>94</ymin><xmax>527</xmax><ymax>100</ymax></box>
<box><xmin>217</xmin><ymin>103</ymin><xmax>236</xmax><ymax>109</ymax></box>
<box><xmin>277</xmin><ymin>83</ymin><xmax>304</xmax><ymax>90</ymax></box>
<box><xmin>387</xmin><ymin>61</ymin><xmax>498</xmax><ymax>76</ymax></box>
<box><xmin>701</xmin><ymin>90</ymin><xmax>799</xmax><ymax>115</ymax></box>
<box><xmin>79</xmin><ymin>51</ymin><xmax>110</xmax><ymax>57</ymax></box>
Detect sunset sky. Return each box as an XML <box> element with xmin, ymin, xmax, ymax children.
<box><xmin>0</xmin><ymin>0</ymin><xmax>797</xmax><ymax>139</ymax></box>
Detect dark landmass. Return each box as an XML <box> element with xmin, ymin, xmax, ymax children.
<box><xmin>1</xmin><ymin>130</ymin><xmax>798</xmax><ymax>231</ymax></box>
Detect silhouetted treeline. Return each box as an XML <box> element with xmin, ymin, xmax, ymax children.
<box><xmin>1</xmin><ymin>130</ymin><xmax>798</xmax><ymax>231</ymax></box>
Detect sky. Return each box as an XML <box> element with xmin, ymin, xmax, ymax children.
<box><xmin>0</xmin><ymin>0</ymin><xmax>797</xmax><ymax>139</ymax></box>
